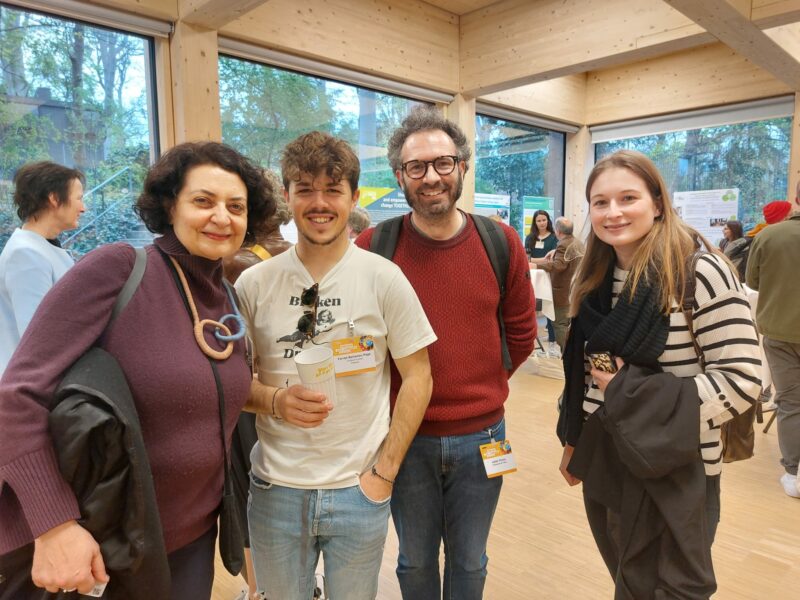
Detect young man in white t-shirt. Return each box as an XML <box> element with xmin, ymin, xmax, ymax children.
<box><xmin>235</xmin><ymin>131</ymin><xmax>436</xmax><ymax>600</ymax></box>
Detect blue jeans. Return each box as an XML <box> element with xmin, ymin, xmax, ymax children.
<box><xmin>248</xmin><ymin>475</ymin><xmax>390</xmax><ymax>600</ymax></box>
<box><xmin>391</xmin><ymin>419</ymin><xmax>505</xmax><ymax>600</ymax></box>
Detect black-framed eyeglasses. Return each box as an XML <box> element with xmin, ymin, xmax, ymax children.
<box><xmin>297</xmin><ymin>283</ymin><xmax>319</xmax><ymax>339</ymax></box>
<box><xmin>401</xmin><ymin>155</ymin><xmax>459</xmax><ymax>179</ymax></box>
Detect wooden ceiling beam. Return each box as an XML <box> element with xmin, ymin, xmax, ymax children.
<box><xmin>178</xmin><ymin>0</ymin><xmax>270</xmax><ymax>29</ymax></box>
<box><xmin>664</xmin><ymin>0</ymin><xmax>800</xmax><ymax>90</ymax></box>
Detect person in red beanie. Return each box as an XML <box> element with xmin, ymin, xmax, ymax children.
<box><xmin>763</xmin><ymin>200</ymin><xmax>792</xmax><ymax>225</ymax></box>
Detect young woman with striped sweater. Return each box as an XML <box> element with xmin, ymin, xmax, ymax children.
<box><xmin>557</xmin><ymin>150</ymin><xmax>761</xmax><ymax>599</ymax></box>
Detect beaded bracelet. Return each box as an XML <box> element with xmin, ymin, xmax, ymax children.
<box><xmin>271</xmin><ymin>387</ymin><xmax>284</xmax><ymax>420</ymax></box>
<box><xmin>371</xmin><ymin>465</ymin><xmax>394</xmax><ymax>486</ymax></box>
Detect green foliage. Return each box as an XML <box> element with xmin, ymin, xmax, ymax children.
<box><xmin>596</xmin><ymin>118</ymin><xmax>791</xmax><ymax>230</ymax></box>
<box><xmin>0</xmin><ymin>4</ymin><xmax>152</xmax><ymax>255</ymax></box>
<box><xmin>475</xmin><ymin>115</ymin><xmax>562</xmax><ymax>236</ymax></box>
<box><xmin>219</xmin><ymin>56</ymin><xmax>424</xmax><ymax>189</ymax></box>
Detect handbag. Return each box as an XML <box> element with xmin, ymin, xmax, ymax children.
<box><xmin>682</xmin><ymin>251</ymin><xmax>759</xmax><ymax>463</ymax></box>
<box><xmin>159</xmin><ymin>250</ymin><xmax>244</xmax><ymax>575</ymax></box>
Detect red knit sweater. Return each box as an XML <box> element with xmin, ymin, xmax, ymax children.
<box><xmin>356</xmin><ymin>212</ymin><xmax>536</xmax><ymax>436</ymax></box>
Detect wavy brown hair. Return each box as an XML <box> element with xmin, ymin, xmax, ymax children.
<box><xmin>570</xmin><ymin>150</ymin><xmax>718</xmax><ymax>316</ymax></box>
<box><xmin>281</xmin><ymin>131</ymin><xmax>360</xmax><ymax>192</ymax></box>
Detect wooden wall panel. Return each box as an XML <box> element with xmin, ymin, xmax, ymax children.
<box><xmin>480</xmin><ymin>74</ymin><xmax>587</xmax><ymax>126</ymax></box>
<box><xmin>459</xmin><ymin>0</ymin><xmax>711</xmax><ymax>96</ymax></box>
<box><xmin>585</xmin><ymin>43</ymin><xmax>792</xmax><ymax>125</ymax></box>
<box><xmin>220</xmin><ymin>0</ymin><xmax>460</xmax><ymax>93</ymax></box>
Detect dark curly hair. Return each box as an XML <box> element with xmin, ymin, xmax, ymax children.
<box><xmin>135</xmin><ymin>142</ymin><xmax>276</xmax><ymax>245</ymax></box>
<box><xmin>13</xmin><ymin>161</ymin><xmax>84</xmax><ymax>222</ymax></box>
<box><xmin>387</xmin><ymin>106</ymin><xmax>471</xmax><ymax>174</ymax></box>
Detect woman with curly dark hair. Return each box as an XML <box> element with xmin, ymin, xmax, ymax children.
<box><xmin>0</xmin><ymin>142</ymin><xmax>276</xmax><ymax>599</ymax></box>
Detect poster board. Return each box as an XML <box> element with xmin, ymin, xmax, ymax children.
<box><xmin>474</xmin><ymin>193</ymin><xmax>511</xmax><ymax>225</ymax></box>
<box><xmin>672</xmin><ymin>189</ymin><xmax>739</xmax><ymax>245</ymax></box>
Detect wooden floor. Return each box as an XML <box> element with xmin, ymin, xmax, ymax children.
<box><xmin>212</xmin><ymin>357</ymin><xmax>800</xmax><ymax>599</ymax></box>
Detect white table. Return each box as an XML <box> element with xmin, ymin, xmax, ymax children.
<box><xmin>530</xmin><ymin>269</ymin><xmax>554</xmax><ymax>320</ymax></box>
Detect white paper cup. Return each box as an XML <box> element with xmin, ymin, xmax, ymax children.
<box><xmin>294</xmin><ymin>346</ymin><xmax>337</xmax><ymax>406</ymax></box>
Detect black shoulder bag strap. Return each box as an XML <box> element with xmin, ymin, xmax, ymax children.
<box><xmin>369</xmin><ymin>215</ymin><xmax>404</xmax><ymax>259</ymax></box>
<box><xmin>157</xmin><ymin>249</ymin><xmax>244</xmax><ymax>575</ymax></box>
<box><xmin>472</xmin><ymin>214</ymin><xmax>512</xmax><ymax>371</ymax></box>
<box><xmin>109</xmin><ymin>246</ymin><xmax>147</xmax><ymax>325</ymax></box>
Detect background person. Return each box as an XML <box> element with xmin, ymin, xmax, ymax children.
<box><xmin>719</xmin><ymin>219</ymin><xmax>743</xmax><ymax>252</ymax></box>
<box><xmin>0</xmin><ymin>142</ymin><xmax>275</xmax><ymax>598</ymax></box>
<box><xmin>558</xmin><ymin>150</ymin><xmax>760</xmax><ymax>598</ymax></box>
<box><xmin>347</xmin><ymin>204</ymin><xmax>371</xmax><ymax>239</ymax></box>
<box><xmin>531</xmin><ymin>216</ymin><xmax>584</xmax><ymax>354</ymax></box>
<box><xmin>526</xmin><ymin>209</ymin><xmax>558</xmax><ymax>354</ymax></box>
<box><xmin>0</xmin><ymin>161</ymin><xmax>85</xmax><ymax>376</ymax></box>
<box><xmin>747</xmin><ymin>186</ymin><xmax>800</xmax><ymax>498</ymax></box>
<box><xmin>223</xmin><ymin>169</ymin><xmax>292</xmax><ymax>284</ymax></box>
<box><xmin>719</xmin><ymin>220</ymin><xmax>748</xmax><ymax>280</ymax></box>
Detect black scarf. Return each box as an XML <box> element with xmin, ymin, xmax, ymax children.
<box><xmin>557</xmin><ymin>263</ymin><xmax>670</xmax><ymax>446</ymax></box>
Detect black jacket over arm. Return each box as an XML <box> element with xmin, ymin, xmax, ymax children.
<box><xmin>568</xmin><ymin>364</ymin><xmax>716</xmax><ymax>600</ymax></box>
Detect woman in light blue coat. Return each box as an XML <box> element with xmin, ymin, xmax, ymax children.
<box><xmin>0</xmin><ymin>161</ymin><xmax>85</xmax><ymax>375</ymax></box>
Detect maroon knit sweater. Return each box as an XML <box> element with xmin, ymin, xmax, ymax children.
<box><xmin>0</xmin><ymin>232</ymin><xmax>250</xmax><ymax>554</ymax></box>
<box><xmin>356</xmin><ymin>212</ymin><xmax>536</xmax><ymax>436</ymax></box>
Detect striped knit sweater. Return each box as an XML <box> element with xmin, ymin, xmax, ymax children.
<box><xmin>582</xmin><ymin>253</ymin><xmax>762</xmax><ymax>476</ymax></box>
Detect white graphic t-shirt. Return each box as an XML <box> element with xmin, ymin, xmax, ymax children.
<box><xmin>235</xmin><ymin>244</ymin><xmax>437</xmax><ymax>489</ymax></box>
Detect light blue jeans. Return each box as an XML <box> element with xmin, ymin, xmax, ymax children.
<box><xmin>248</xmin><ymin>475</ymin><xmax>391</xmax><ymax>600</ymax></box>
<box><xmin>391</xmin><ymin>418</ymin><xmax>505</xmax><ymax>600</ymax></box>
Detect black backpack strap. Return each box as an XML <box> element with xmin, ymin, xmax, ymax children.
<box><xmin>369</xmin><ymin>215</ymin><xmax>404</xmax><ymax>260</ymax></box>
<box><xmin>109</xmin><ymin>246</ymin><xmax>147</xmax><ymax>326</ymax></box>
<box><xmin>472</xmin><ymin>214</ymin><xmax>512</xmax><ymax>371</ymax></box>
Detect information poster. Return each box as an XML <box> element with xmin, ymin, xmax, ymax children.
<box><xmin>523</xmin><ymin>196</ymin><xmax>555</xmax><ymax>238</ymax></box>
<box><xmin>358</xmin><ymin>187</ymin><xmax>410</xmax><ymax>224</ymax></box>
<box><xmin>474</xmin><ymin>193</ymin><xmax>511</xmax><ymax>225</ymax></box>
<box><xmin>672</xmin><ymin>189</ymin><xmax>739</xmax><ymax>245</ymax></box>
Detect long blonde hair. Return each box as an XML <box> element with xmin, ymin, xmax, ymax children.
<box><xmin>570</xmin><ymin>150</ymin><xmax>718</xmax><ymax>316</ymax></box>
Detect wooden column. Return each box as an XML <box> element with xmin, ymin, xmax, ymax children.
<box><xmin>788</xmin><ymin>93</ymin><xmax>800</xmax><ymax>202</ymax></box>
<box><xmin>169</xmin><ymin>20</ymin><xmax>221</xmax><ymax>143</ymax></box>
<box><xmin>446</xmin><ymin>94</ymin><xmax>477</xmax><ymax>212</ymax></box>
<box><xmin>564</xmin><ymin>126</ymin><xmax>593</xmax><ymax>236</ymax></box>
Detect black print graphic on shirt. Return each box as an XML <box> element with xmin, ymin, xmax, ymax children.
<box><xmin>277</xmin><ymin>294</ymin><xmax>340</xmax><ymax>356</ymax></box>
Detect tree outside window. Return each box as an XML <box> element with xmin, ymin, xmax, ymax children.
<box><xmin>0</xmin><ymin>5</ymin><xmax>156</xmax><ymax>255</ymax></box>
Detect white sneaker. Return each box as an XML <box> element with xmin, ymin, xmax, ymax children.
<box><xmin>780</xmin><ymin>473</ymin><xmax>800</xmax><ymax>498</ymax></box>
<box><xmin>548</xmin><ymin>342</ymin><xmax>561</xmax><ymax>358</ymax></box>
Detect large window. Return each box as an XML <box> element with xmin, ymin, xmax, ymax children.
<box><xmin>595</xmin><ymin>117</ymin><xmax>791</xmax><ymax>232</ymax></box>
<box><xmin>0</xmin><ymin>4</ymin><xmax>158</xmax><ymax>255</ymax></box>
<box><xmin>475</xmin><ymin>114</ymin><xmax>565</xmax><ymax>240</ymax></box>
<box><xmin>219</xmin><ymin>55</ymin><xmax>428</xmax><ymax>224</ymax></box>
